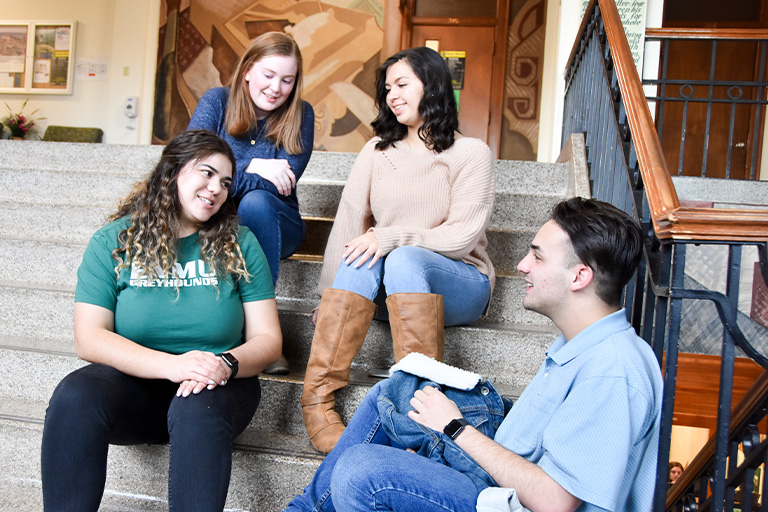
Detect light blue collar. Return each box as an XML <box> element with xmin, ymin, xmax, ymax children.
<box><xmin>547</xmin><ymin>309</ymin><xmax>632</xmax><ymax>366</ymax></box>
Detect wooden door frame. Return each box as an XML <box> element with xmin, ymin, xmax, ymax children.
<box><xmin>383</xmin><ymin>0</ymin><xmax>510</xmax><ymax>157</ymax></box>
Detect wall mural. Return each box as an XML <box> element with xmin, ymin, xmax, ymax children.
<box><xmin>500</xmin><ymin>0</ymin><xmax>546</xmax><ymax>161</ymax></box>
<box><xmin>152</xmin><ymin>0</ymin><xmax>384</xmax><ymax>152</ymax></box>
<box><xmin>153</xmin><ymin>0</ymin><xmax>547</xmax><ymax>161</ymax></box>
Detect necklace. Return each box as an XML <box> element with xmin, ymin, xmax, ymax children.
<box><xmin>250</xmin><ymin>119</ymin><xmax>267</xmax><ymax>145</ymax></box>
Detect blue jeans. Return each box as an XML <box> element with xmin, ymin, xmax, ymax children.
<box><xmin>283</xmin><ymin>382</ymin><xmax>480</xmax><ymax>512</ymax></box>
<box><xmin>41</xmin><ymin>363</ymin><xmax>261</xmax><ymax>511</ymax></box>
<box><xmin>237</xmin><ymin>189</ymin><xmax>305</xmax><ymax>286</ymax></box>
<box><xmin>332</xmin><ymin>246</ymin><xmax>490</xmax><ymax>326</ymax></box>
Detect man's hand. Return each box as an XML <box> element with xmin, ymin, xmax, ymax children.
<box><xmin>407</xmin><ymin>386</ymin><xmax>463</xmax><ymax>432</ymax></box>
<box><xmin>409</xmin><ymin>386</ymin><xmax>582</xmax><ymax>512</ymax></box>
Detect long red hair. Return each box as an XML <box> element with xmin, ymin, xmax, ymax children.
<box><xmin>226</xmin><ymin>31</ymin><xmax>306</xmax><ymax>154</ymax></box>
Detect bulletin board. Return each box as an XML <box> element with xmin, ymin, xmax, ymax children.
<box><xmin>0</xmin><ymin>20</ymin><xmax>76</xmax><ymax>94</ymax></box>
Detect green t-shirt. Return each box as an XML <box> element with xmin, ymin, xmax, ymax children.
<box><xmin>75</xmin><ymin>216</ymin><xmax>275</xmax><ymax>354</ymax></box>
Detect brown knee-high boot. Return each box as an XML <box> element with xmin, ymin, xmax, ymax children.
<box><xmin>301</xmin><ymin>288</ymin><xmax>376</xmax><ymax>453</ymax></box>
<box><xmin>386</xmin><ymin>292</ymin><xmax>445</xmax><ymax>362</ymax></box>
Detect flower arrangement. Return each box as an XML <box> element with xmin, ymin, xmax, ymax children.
<box><xmin>4</xmin><ymin>99</ymin><xmax>45</xmax><ymax>139</ymax></box>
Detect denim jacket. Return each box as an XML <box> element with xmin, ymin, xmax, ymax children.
<box><xmin>377</xmin><ymin>370</ymin><xmax>511</xmax><ymax>492</ymax></box>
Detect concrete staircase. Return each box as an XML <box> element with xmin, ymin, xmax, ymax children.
<box><xmin>0</xmin><ymin>139</ymin><xmax>575</xmax><ymax>511</ymax></box>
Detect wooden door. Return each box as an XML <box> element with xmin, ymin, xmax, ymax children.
<box><xmin>410</xmin><ymin>25</ymin><xmax>496</xmax><ymax>141</ymax></box>
<box><xmin>659</xmin><ymin>0</ymin><xmax>768</xmax><ymax>180</ymax></box>
<box><xmin>400</xmin><ymin>0</ymin><xmax>509</xmax><ymax>156</ymax></box>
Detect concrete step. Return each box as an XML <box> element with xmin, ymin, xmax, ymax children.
<box><xmin>0</xmin><ymin>239</ymin><xmax>551</xmax><ymax>327</ymax></box>
<box><xmin>0</xmin><ymin>140</ymin><xmax>162</xmax><ymax>173</ymax></box>
<box><xmin>276</xmin><ymin>258</ymin><xmax>551</xmax><ymax>327</ymax></box>
<box><xmin>1</xmin><ymin>203</ymin><xmax>113</xmax><ymax>244</ymax></box>
<box><xmin>0</xmin><ymin>350</ymin><xmax>375</xmax><ymax>442</ymax></box>
<box><xmin>3</xmin><ymin>166</ymin><xmax>565</xmax><ymax>230</ymax></box>
<box><xmin>2</xmin><ymin>143</ymin><xmax>567</xmax><ymax>274</ymax></box>
<box><xmin>0</xmin><ymin>342</ymin><xmax>533</xmax><ymax>511</ymax></box>
<box><xmin>0</xmin><ymin>402</ymin><xmax>320</xmax><ymax>512</ymax></box>
<box><xmin>0</xmin><ymin>285</ymin><xmax>556</xmax><ymax>391</ymax></box>
<box><xmin>2</xmin><ymin>143</ymin><xmax>567</xmax><ymax>233</ymax></box>
<box><xmin>2</xmin><ymin>201</ymin><xmax>540</xmax><ymax>274</ymax></box>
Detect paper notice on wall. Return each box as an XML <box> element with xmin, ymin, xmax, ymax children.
<box><xmin>0</xmin><ymin>56</ymin><xmax>24</xmax><ymax>73</ymax></box>
<box><xmin>76</xmin><ymin>58</ymin><xmax>108</xmax><ymax>81</ymax></box>
<box><xmin>54</xmin><ymin>27</ymin><xmax>70</xmax><ymax>51</ymax></box>
<box><xmin>33</xmin><ymin>59</ymin><xmax>50</xmax><ymax>83</ymax></box>
<box><xmin>440</xmin><ymin>51</ymin><xmax>466</xmax><ymax>90</ymax></box>
<box><xmin>581</xmin><ymin>0</ymin><xmax>647</xmax><ymax>73</ymax></box>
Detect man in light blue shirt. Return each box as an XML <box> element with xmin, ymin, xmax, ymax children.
<box><xmin>283</xmin><ymin>198</ymin><xmax>663</xmax><ymax>512</ymax></box>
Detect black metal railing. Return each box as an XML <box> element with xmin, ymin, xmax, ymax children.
<box><xmin>670</xmin><ymin>370</ymin><xmax>768</xmax><ymax>512</ymax></box>
<box><xmin>642</xmin><ymin>31</ymin><xmax>768</xmax><ymax>180</ymax></box>
<box><xmin>563</xmin><ymin>1</ymin><xmax>768</xmax><ymax>511</ymax></box>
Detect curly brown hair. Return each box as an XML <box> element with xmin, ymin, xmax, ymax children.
<box><xmin>109</xmin><ymin>130</ymin><xmax>250</xmax><ymax>288</ymax></box>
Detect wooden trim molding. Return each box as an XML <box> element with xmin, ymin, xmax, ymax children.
<box><xmin>486</xmin><ymin>0</ymin><xmax>510</xmax><ymax>158</ymax></box>
<box><xmin>645</xmin><ymin>28</ymin><xmax>768</xmax><ymax>40</ymax></box>
<box><xmin>572</xmin><ymin>0</ymin><xmax>768</xmax><ymax>243</ymax></box>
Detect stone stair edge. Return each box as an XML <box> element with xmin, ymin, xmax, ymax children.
<box><xmin>1</xmin><ymin>140</ymin><xmax>567</xmax><ymax>175</ymax></box>
<box><xmin>0</xmin><ymin>255</ymin><xmax>531</xmax><ymax>288</ymax></box>
<box><xmin>0</xmin><ymin>312</ymin><xmax>559</xmax><ymax>355</ymax></box>
<box><xmin>0</xmin><ymin>415</ymin><xmax>322</xmax><ymax>512</ymax></box>
<box><xmin>2</xmin><ymin>166</ymin><xmax>569</xmax><ymax>200</ymax></box>
<box><xmin>0</xmin><ymin>224</ymin><xmax>541</xmax><ymax>242</ymax></box>
<box><xmin>0</xmin><ymin>316</ymin><xmax>556</xmax><ymax>393</ymax></box>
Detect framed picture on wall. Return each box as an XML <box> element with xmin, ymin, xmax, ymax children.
<box><xmin>0</xmin><ymin>20</ymin><xmax>76</xmax><ymax>94</ymax></box>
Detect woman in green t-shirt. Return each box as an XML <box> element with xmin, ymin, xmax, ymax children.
<box><xmin>41</xmin><ymin>130</ymin><xmax>282</xmax><ymax>511</ymax></box>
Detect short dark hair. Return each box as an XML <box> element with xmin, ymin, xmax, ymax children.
<box><xmin>371</xmin><ymin>46</ymin><xmax>459</xmax><ymax>153</ymax></box>
<box><xmin>551</xmin><ymin>197</ymin><xmax>643</xmax><ymax>306</ymax></box>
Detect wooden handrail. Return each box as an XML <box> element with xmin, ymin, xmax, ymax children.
<box><xmin>645</xmin><ymin>28</ymin><xmax>768</xmax><ymax>40</ymax></box>
<box><xmin>665</xmin><ymin>371</ymin><xmax>768</xmax><ymax>507</ymax></box>
<box><xmin>570</xmin><ymin>0</ymin><xmax>768</xmax><ymax>243</ymax></box>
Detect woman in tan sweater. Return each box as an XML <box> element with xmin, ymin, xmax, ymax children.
<box><xmin>302</xmin><ymin>46</ymin><xmax>495</xmax><ymax>453</ymax></box>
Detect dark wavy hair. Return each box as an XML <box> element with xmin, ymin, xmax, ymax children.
<box><xmin>109</xmin><ymin>130</ymin><xmax>249</xmax><ymax>286</ymax></box>
<box><xmin>551</xmin><ymin>198</ymin><xmax>643</xmax><ymax>307</ymax></box>
<box><xmin>371</xmin><ymin>46</ymin><xmax>459</xmax><ymax>153</ymax></box>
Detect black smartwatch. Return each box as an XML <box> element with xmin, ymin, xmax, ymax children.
<box><xmin>443</xmin><ymin>418</ymin><xmax>470</xmax><ymax>440</ymax></box>
<box><xmin>219</xmin><ymin>352</ymin><xmax>239</xmax><ymax>379</ymax></box>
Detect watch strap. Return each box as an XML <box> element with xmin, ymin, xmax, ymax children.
<box><xmin>219</xmin><ymin>352</ymin><xmax>239</xmax><ymax>379</ymax></box>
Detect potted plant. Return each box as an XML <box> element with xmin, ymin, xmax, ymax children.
<box><xmin>3</xmin><ymin>99</ymin><xmax>45</xmax><ymax>140</ymax></box>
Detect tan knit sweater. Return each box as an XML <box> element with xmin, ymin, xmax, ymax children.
<box><xmin>317</xmin><ymin>136</ymin><xmax>496</xmax><ymax>297</ymax></box>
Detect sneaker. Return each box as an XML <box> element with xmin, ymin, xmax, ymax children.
<box><xmin>263</xmin><ymin>354</ymin><xmax>290</xmax><ymax>375</ymax></box>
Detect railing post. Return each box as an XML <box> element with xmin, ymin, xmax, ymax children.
<box><xmin>654</xmin><ymin>242</ymin><xmax>682</xmax><ymax>511</ymax></box>
<box><xmin>711</xmin><ymin>245</ymin><xmax>743</xmax><ymax>510</ymax></box>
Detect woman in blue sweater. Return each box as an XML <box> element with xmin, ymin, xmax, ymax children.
<box><xmin>189</xmin><ymin>31</ymin><xmax>314</xmax><ymax>287</ymax></box>
<box><xmin>189</xmin><ymin>31</ymin><xmax>314</xmax><ymax>374</ymax></box>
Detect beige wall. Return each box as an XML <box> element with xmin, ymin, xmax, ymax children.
<box><xmin>0</xmin><ymin>0</ymin><xmax>159</xmax><ymax>144</ymax></box>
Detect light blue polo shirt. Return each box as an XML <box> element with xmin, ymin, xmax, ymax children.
<box><xmin>493</xmin><ymin>309</ymin><xmax>663</xmax><ymax>511</ymax></box>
